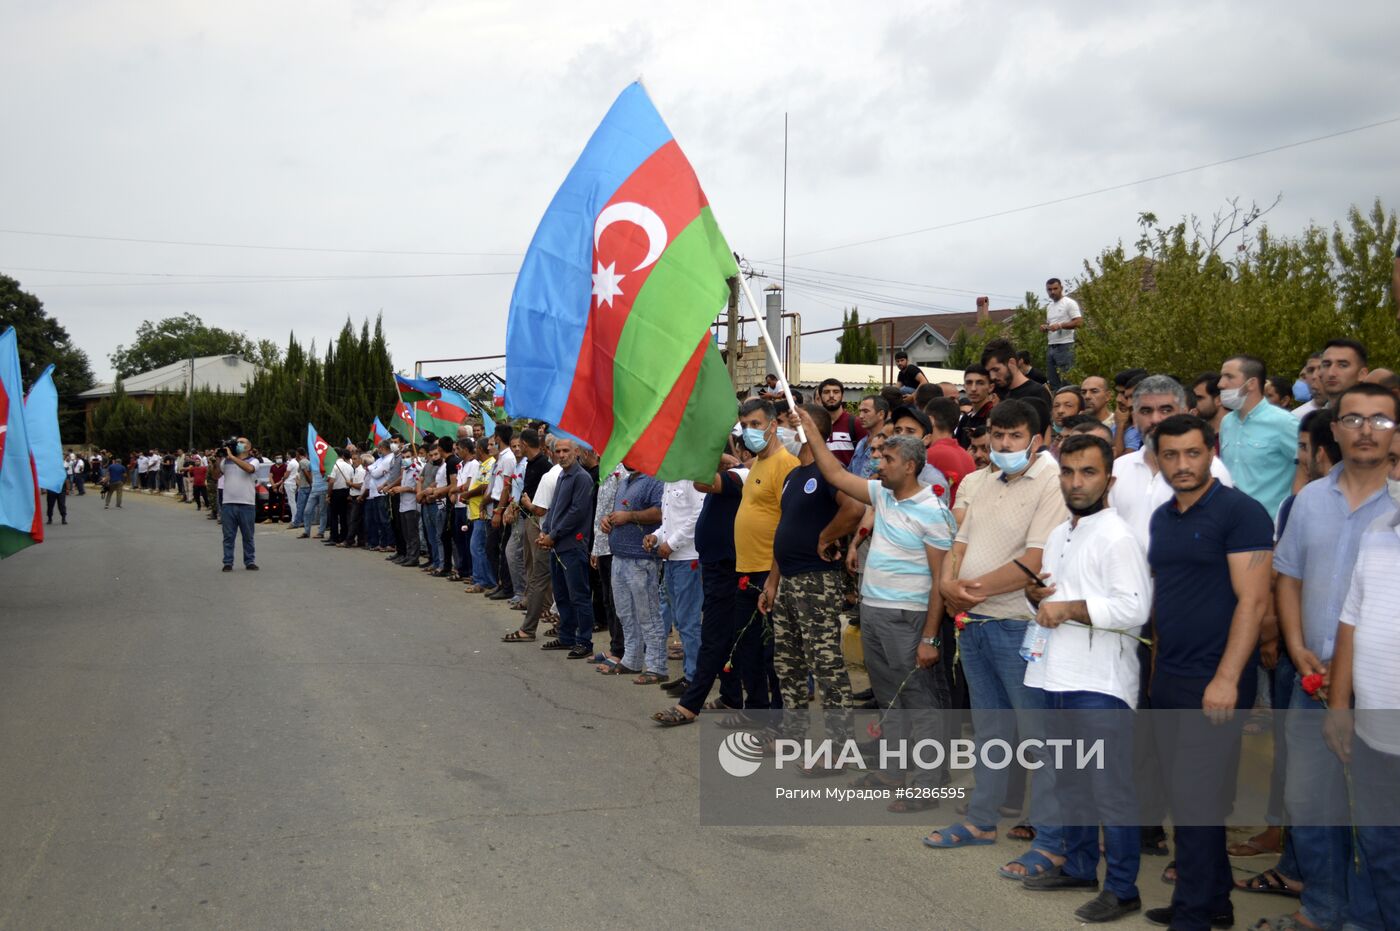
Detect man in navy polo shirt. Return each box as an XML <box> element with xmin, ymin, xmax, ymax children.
<box><xmin>1144</xmin><ymin>414</ymin><xmax>1274</xmax><ymax>931</ymax></box>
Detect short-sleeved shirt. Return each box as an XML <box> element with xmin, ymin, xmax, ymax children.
<box><xmin>897</xmin><ymin>364</ymin><xmax>925</xmax><ymax>390</ymax></box>
<box><xmin>955</xmin><ymin>452</ymin><xmax>1067</xmax><ymax>619</ymax></box>
<box><xmin>1220</xmin><ymin>400</ymin><xmax>1300</xmax><ymax>520</ymax></box>
<box><xmin>862</xmin><ymin>480</ymin><xmax>956</xmax><ymax>611</ymax></box>
<box><xmin>107</xmin><ymin>462</ymin><xmax>127</xmax><ymax>484</ymax></box>
<box><xmin>826</xmin><ymin>410</ymin><xmax>865</xmax><ymax>466</ymax></box>
<box><xmin>734</xmin><ymin>448</ymin><xmax>800</xmax><ymax>573</ymax></box>
<box><xmin>1045</xmin><ymin>296</ymin><xmax>1082</xmax><ymax>345</ymax></box>
<box><xmin>696</xmin><ymin>469</ymin><xmax>746</xmax><ymax>565</ymax></box>
<box><xmin>1273</xmin><ymin>466</ymin><xmax>1396</xmax><ymax>661</ymax></box>
<box><xmin>1147</xmin><ymin>481</ymin><xmax>1274</xmax><ymax>679</ymax></box>
<box><xmin>610</xmin><ymin>472</ymin><xmax>664</xmax><ymax>560</ymax></box>
<box><xmin>467</xmin><ymin>457</ymin><xmax>493</xmax><ymax>520</ymax></box>
<box><xmin>398</xmin><ymin>460</ymin><xmax>422</xmax><ymax>513</ymax></box>
<box><xmin>220</xmin><ymin>459</ymin><xmax>258</xmax><ymax>506</ymax></box>
<box><xmin>189</xmin><ymin>465</ymin><xmax>208</xmax><ymax>486</ymax></box>
<box><xmin>1339</xmin><ymin>511</ymin><xmax>1400</xmax><ymax>753</ymax></box>
<box><xmin>774</xmin><ymin>463</ymin><xmax>840</xmax><ymax>576</ymax></box>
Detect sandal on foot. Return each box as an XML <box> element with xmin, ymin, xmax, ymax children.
<box><xmin>596</xmin><ymin>663</ymin><xmax>641</xmax><ymax>676</ymax></box>
<box><xmin>651</xmin><ymin>708</ymin><xmax>696</xmax><ymax>727</ymax></box>
<box><xmin>1007</xmin><ymin>823</ymin><xmax>1037</xmax><ymax>842</ymax></box>
<box><xmin>1161</xmin><ymin>860</ymin><xmax>1177</xmax><ymax>885</ymax></box>
<box><xmin>1236</xmin><ymin>869</ymin><xmax>1301</xmax><ymax>898</ymax></box>
<box><xmin>632</xmin><ymin>672</ymin><xmax>665</xmax><ymax>685</ymax></box>
<box><xmin>998</xmin><ymin>849</ymin><xmax>1058</xmax><ymax>880</ymax></box>
<box><xmin>923</xmin><ymin>823</ymin><xmax>996</xmax><ymax>849</ymax></box>
<box><xmin>1229</xmin><ymin>831</ymin><xmax>1283</xmax><ymax>858</ymax></box>
<box><xmin>703</xmin><ymin>698</ymin><xmax>740</xmax><ymax>711</ymax></box>
<box><xmin>501</xmin><ymin>630</ymin><xmax>536</xmax><ymax>642</ymax></box>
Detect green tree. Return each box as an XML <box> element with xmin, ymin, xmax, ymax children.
<box><xmin>89</xmin><ymin>381</ymin><xmax>150</xmax><ymax>456</ymax></box>
<box><xmin>0</xmin><ymin>273</ymin><xmax>96</xmax><ymax>440</ymax></box>
<box><xmin>109</xmin><ymin>312</ymin><xmax>277</xmax><ymax>377</ymax></box>
<box><xmin>835</xmin><ymin>307</ymin><xmax>877</xmax><ymax>364</ymax></box>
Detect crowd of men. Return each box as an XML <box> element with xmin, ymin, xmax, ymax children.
<box><xmin>82</xmin><ymin>274</ymin><xmax>1400</xmax><ymax>930</ymax></box>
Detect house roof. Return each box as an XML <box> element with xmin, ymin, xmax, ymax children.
<box><xmin>793</xmin><ymin>361</ymin><xmax>967</xmax><ymax>389</ymax></box>
<box><xmin>79</xmin><ymin>354</ymin><xmax>260</xmax><ymax>399</ymax></box>
<box><xmin>867</xmin><ymin>308</ymin><xmax>1018</xmax><ymax>350</ymax></box>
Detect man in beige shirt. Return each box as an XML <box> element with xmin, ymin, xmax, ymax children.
<box><xmin>924</xmin><ymin>399</ymin><xmax>1070</xmax><ymax>882</ymax></box>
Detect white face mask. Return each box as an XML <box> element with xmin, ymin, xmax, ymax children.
<box><xmin>1219</xmin><ymin>386</ymin><xmax>1248</xmax><ymax>411</ymax></box>
<box><xmin>777</xmin><ymin>426</ymin><xmax>802</xmax><ymax>457</ymax></box>
<box><xmin>1388</xmin><ymin>478</ymin><xmax>1400</xmax><ymax>507</ymax></box>
<box><xmin>390</xmin><ymin>443</ymin><xmax>401</xmax><ymax>453</ymax></box>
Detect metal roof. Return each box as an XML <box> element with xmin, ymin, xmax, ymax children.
<box><xmin>79</xmin><ymin>355</ymin><xmax>260</xmax><ymax>399</ymax></box>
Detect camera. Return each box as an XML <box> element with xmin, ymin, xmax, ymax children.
<box><xmin>216</xmin><ymin>437</ymin><xmax>239</xmax><ymax>457</ymax></box>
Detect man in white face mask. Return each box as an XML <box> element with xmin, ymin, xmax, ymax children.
<box><xmin>1218</xmin><ymin>354</ymin><xmax>1300</xmax><ymax>521</ymax></box>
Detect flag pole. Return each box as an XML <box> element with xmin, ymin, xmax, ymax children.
<box><xmin>394</xmin><ymin>373</ymin><xmax>419</xmax><ymax>450</ymax></box>
<box><xmin>737</xmin><ymin>275</ymin><xmax>807</xmax><ymax>446</ymax></box>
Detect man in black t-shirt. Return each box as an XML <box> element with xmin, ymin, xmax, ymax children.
<box><xmin>983</xmin><ymin>338</ymin><xmax>1051</xmax><ymax>415</ymax></box>
<box><xmin>758</xmin><ymin>404</ymin><xmax>865</xmax><ymax>742</ymax></box>
<box><xmin>895</xmin><ymin>350</ymin><xmax>928</xmax><ymax>396</ymax></box>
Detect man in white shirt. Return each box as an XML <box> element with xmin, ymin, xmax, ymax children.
<box><xmin>486</xmin><ymin>428</ymin><xmax>518</xmax><ymax>600</ymax></box>
<box><xmin>219</xmin><ymin>438</ymin><xmax>259</xmax><ymax>571</ymax></box>
<box><xmin>1039</xmin><ymin>278</ymin><xmax>1082</xmax><ymax>390</ymax></box>
<box><xmin>280</xmin><ymin>450</ymin><xmax>301</xmax><ymax>526</ymax></box>
<box><xmin>1020</xmin><ymin>433</ymin><xmax>1151</xmax><ymax>923</ymax></box>
<box><xmin>1109</xmin><ymin>375</ymin><xmax>1233</xmax><ymax>550</ymax></box>
<box><xmin>647</xmin><ymin>478</ymin><xmax>706</xmax><ymax>693</ymax></box>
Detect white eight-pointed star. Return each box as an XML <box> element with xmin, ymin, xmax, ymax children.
<box><xmin>591</xmin><ymin>261</ymin><xmax>626</xmax><ymax>307</ymax></box>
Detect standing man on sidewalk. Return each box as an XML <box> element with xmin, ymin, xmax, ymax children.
<box><xmin>1040</xmin><ymin>278</ymin><xmax>1082</xmax><ymax>390</ymax></box>
<box><xmin>219</xmin><ymin>438</ymin><xmax>259</xmax><ymax>571</ymax></box>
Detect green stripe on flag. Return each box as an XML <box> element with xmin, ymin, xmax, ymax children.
<box><xmin>600</xmin><ymin>206</ymin><xmax>736</xmax><ymax>471</ymax></box>
<box><xmin>653</xmin><ymin>342</ymin><xmax>735</xmax><ymax>481</ymax></box>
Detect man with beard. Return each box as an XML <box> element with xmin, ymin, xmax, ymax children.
<box><xmin>956</xmin><ymin>364</ymin><xmax>996</xmax><ymax>449</ymax></box>
<box><xmin>983</xmin><ymin>339</ymin><xmax>1050</xmax><ymax>410</ymax></box>
<box><xmin>1109</xmin><ymin>375</ymin><xmax>1233</xmax><ymax>552</ymax></box>
<box><xmin>818</xmin><ymin>377</ymin><xmax>864</xmax><ymax>466</ymax></box>
<box><xmin>1143</xmin><ymin>414</ymin><xmax>1273</xmax><ymax>931</ymax></box>
<box><xmin>1190</xmin><ymin>372</ymin><xmax>1225</xmax><ymax>436</ymax></box>
<box><xmin>1019</xmin><ymin>433</ymin><xmax>1150</xmax><ymax>923</ymax></box>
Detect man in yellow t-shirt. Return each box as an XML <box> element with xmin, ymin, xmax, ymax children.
<box><xmin>732</xmin><ymin>398</ymin><xmax>799</xmax><ymax>713</ymax></box>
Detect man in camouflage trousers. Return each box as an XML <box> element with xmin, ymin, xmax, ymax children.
<box><xmin>759</xmin><ymin>404</ymin><xmax>866</xmax><ymax>741</ymax></box>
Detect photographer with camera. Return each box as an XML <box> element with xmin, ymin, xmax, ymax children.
<box><xmin>218</xmin><ymin>437</ymin><xmax>259</xmax><ymax>571</ymax></box>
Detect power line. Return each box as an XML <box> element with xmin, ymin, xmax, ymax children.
<box><xmin>764</xmin><ymin>114</ymin><xmax>1400</xmax><ymax>261</ymax></box>
<box><xmin>0</xmin><ymin>227</ymin><xmax>523</xmax><ymax>258</ymax></box>
<box><xmin>778</xmin><ymin>263</ymin><xmax>1023</xmax><ymax>301</ymax></box>
<box><xmin>23</xmin><ymin>270</ymin><xmax>519</xmax><ymax>288</ymax></box>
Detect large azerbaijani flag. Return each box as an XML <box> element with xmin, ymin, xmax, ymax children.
<box><xmin>414</xmin><ymin>387</ymin><xmax>472</xmax><ymax>438</ymax></box>
<box><xmin>394</xmin><ymin>373</ymin><xmax>441</xmax><ymax>404</ymax></box>
<box><xmin>306</xmin><ymin>423</ymin><xmax>339</xmax><ymax>477</ymax></box>
<box><xmin>0</xmin><ymin>327</ymin><xmax>43</xmax><ymax>557</ymax></box>
<box><xmin>23</xmin><ymin>364</ymin><xmax>65</xmax><ymax>494</ymax></box>
<box><xmin>504</xmin><ymin>82</ymin><xmax>738</xmax><ymax>481</ymax></box>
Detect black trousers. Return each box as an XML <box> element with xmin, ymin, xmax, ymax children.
<box><xmin>1151</xmin><ymin>669</ymin><xmax>1256</xmax><ymax>930</ymax></box>
<box><xmin>596</xmin><ymin>554</ymin><xmax>622</xmax><ymax>653</ymax></box>
<box><xmin>488</xmin><ymin>517</ymin><xmax>511</xmax><ymax>596</ymax></box>
<box><xmin>328</xmin><ymin>488</ymin><xmax>351</xmax><ymax>542</ymax></box>
<box><xmin>347</xmin><ymin>497</ymin><xmax>364</xmax><ymax>546</ymax></box>
<box><xmin>677</xmin><ymin>560</ymin><xmax>745</xmax><ymax>715</ymax></box>
<box><xmin>192</xmin><ymin>485</ymin><xmax>208</xmax><ymax>510</ymax></box>
<box><xmin>391</xmin><ymin>499</ymin><xmax>405</xmax><ymax>556</ymax></box>
<box><xmin>46</xmin><ymin>491</ymin><xmax>67</xmax><ymax>520</ymax></box>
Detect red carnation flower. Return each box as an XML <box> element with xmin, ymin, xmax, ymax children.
<box><xmin>1301</xmin><ymin>673</ymin><xmax>1325</xmax><ymax>697</ymax></box>
<box><xmin>866</xmin><ymin>721</ymin><xmax>883</xmax><ymax>739</ymax></box>
<box><xmin>857</xmin><ymin>527</ymin><xmax>870</xmax><ymax>538</ymax></box>
<box><xmin>932</xmin><ymin>484</ymin><xmax>946</xmax><ymax>497</ymax></box>
<box><xmin>954</xmin><ymin>612</ymin><xmax>968</xmax><ymax>631</ymax></box>
<box><xmin>722</xmin><ymin>662</ymin><xmax>733</xmax><ymax>673</ymax></box>
<box><xmin>738</xmin><ymin>576</ymin><xmax>750</xmax><ymax>590</ymax></box>
<box><xmin>575</xmin><ymin>533</ymin><xmax>584</xmax><ymax>541</ymax></box>
<box><xmin>621</xmin><ymin>499</ymin><xmax>629</xmax><ymax>506</ymax></box>
<box><xmin>690</xmin><ymin>560</ymin><xmax>699</xmax><ymax>570</ymax></box>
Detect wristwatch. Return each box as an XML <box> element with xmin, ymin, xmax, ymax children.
<box><xmin>921</xmin><ymin>637</ymin><xmax>941</xmax><ymax>647</ymax></box>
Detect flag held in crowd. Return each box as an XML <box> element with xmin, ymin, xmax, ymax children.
<box><xmin>393</xmin><ymin>373</ymin><xmax>442</xmax><ymax>404</ymax></box>
<box><xmin>414</xmin><ymin>387</ymin><xmax>473</xmax><ymax>438</ymax></box>
<box><xmin>0</xmin><ymin>327</ymin><xmax>43</xmax><ymax>558</ymax></box>
<box><xmin>504</xmin><ymin>81</ymin><xmax>738</xmax><ymax>481</ymax></box>
<box><xmin>369</xmin><ymin>416</ymin><xmax>391</xmax><ymax>446</ymax></box>
<box><xmin>306</xmin><ymin>423</ymin><xmax>339</xmax><ymax>477</ymax></box>
<box><xmin>23</xmin><ymin>364</ymin><xmax>65</xmax><ymax>495</ymax></box>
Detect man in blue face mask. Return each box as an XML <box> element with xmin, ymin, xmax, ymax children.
<box><xmin>219</xmin><ymin>436</ymin><xmax>259</xmax><ymax>571</ymax></box>
<box><xmin>924</xmin><ymin>399</ymin><xmax>1071</xmax><ymax>881</ymax></box>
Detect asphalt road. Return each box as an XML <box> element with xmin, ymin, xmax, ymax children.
<box><xmin>0</xmin><ymin>491</ymin><xmax>1282</xmax><ymax>930</ymax></box>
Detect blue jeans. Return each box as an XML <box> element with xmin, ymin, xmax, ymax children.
<box><xmin>613</xmin><ymin>557</ymin><xmax>665</xmax><ymax>675</ymax></box>
<box><xmin>1045</xmin><ymin>690</ymin><xmax>1140</xmax><ymax>901</ymax></box>
<box><xmin>364</xmin><ymin>496</ymin><xmax>385</xmax><ymax>548</ymax></box>
<box><xmin>1286</xmin><ymin>677</ymin><xmax>1377</xmax><ymax>930</ymax></box>
<box><xmin>665</xmin><ymin>560</ymin><xmax>703</xmax><ymax>679</ymax></box>
<box><xmin>471</xmin><ymin>518</ymin><xmax>496</xmax><ymax>589</ymax></box>
<box><xmin>221</xmin><ymin>503</ymin><xmax>255</xmax><ymax>567</ymax></box>
<box><xmin>549</xmin><ymin>546</ymin><xmax>594</xmax><ymax>648</ymax></box>
<box><xmin>451</xmin><ymin>507</ymin><xmax>471</xmax><ymax>576</ymax></box>
<box><xmin>1047</xmin><ymin>342</ymin><xmax>1075</xmax><ymax>390</ymax></box>
<box><xmin>1351</xmin><ymin>737</ymin><xmax>1400</xmax><ymax>931</ymax></box>
<box><xmin>958</xmin><ymin>617</ymin><xmax>1063</xmax><ymax>855</ymax></box>
<box><xmin>421</xmin><ymin>504</ymin><xmax>444</xmax><ymax>569</ymax></box>
<box><xmin>292</xmin><ymin>485</ymin><xmax>310</xmax><ymax>527</ymax></box>
<box><xmin>302</xmin><ymin>489</ymin><xmax>325</xmax><ymax>534</ymax></box>
<box><xmin>1267</xmin><ymin>650</ymin><xmax>1297</xmax><ymax>826</ymax></box>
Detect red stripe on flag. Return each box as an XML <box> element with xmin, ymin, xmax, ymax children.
<box><xmin>557</xmin><ymin>139</ymin><xmax>709</xmax><ymax>449</ymax></box>
<box><xmin>621</xmin><ymin>334</ymin><xmax>708</xmax><ymax>474</ymax></box>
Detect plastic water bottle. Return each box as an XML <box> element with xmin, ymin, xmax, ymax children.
<box><xmin>1019</xmin><ymin>622</ymin><xmax>1049</xmax><ymax>663</ymax></box>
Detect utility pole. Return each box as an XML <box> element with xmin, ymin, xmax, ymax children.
<box><xmin>186</xmin><ymin>354</ymin><xmax>194</xmax><ymax>450</ymax></box>
<box><xmin>725</xmin><ymin>274</ymin><xmax>739</xmax><ymax>390</ymax></box>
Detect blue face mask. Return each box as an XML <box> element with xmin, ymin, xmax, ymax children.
<box><xmin>989</xmin><ymin>443</ymin><xmax>1032</xmax><ymax>474</ymax></box>
<box><xmin>1292</xmin><ymin>379</ymin><xmax>1312</xmax><ymax>403</ymax></box>
<box><xmin>742</xmin><ymin>426</ymin><xmax>770</xmax><ymax>453</ymax></box>
<box><xmin>235</xmin><ymin>441</ymin><xmax>248</xmax><ymax>454</ymax></box>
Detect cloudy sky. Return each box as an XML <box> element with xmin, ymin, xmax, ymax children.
<box><xmin>3</xmin><ymin>0</ymin><xmax>1397</xmax><ymax>384</ymax></box>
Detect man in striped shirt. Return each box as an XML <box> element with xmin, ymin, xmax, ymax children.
<box><xmin>802</xmin><ymin>415</ymin><xmax>955</xmax><ymax>808</ymax></box>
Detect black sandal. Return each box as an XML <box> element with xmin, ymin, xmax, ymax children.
<box><xmin>651</xmin><ymin>708</ymin><xmax>696</xmax><ymax>727</ymax></box>
<box><xmin>501</xmin><ymin>630</ymin><xmax>535</xmax><ymax>642</ymax></box>
<box><xmin>539</xmin><ymin>639</ymin><xmax>571</xmax><ymax>651</ymax></box>
<box><xmin>1236</xmin><ymin>868</ymin><xmax>1300</xmax><ymax>898</ymax></box>
<box><xmin>1007</xmin><ymin>823</ymin><xmax>1037</xmax><ymax>842</ymax></box>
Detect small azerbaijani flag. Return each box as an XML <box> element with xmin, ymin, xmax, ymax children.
<box><xmin>0</xmin><ymin>327</ymin><xmax>43</xmax><ymax>558</ymax></box>
<box><xmin>368</xmin><ymin>416</ymin><xmax>391</xmax><ymax>446</ymax></box>
<box><xmin>394</xmin><ymin>372</ymin><xmax>442</xmax><ymax>404</ymax></box>
<box><xmin>389</xmin><ymin>400</ymin><xmax>418</xmax><ymax>442</ymax></box>
<box><xmin>306</xmin><ymin>423</ymin><xmax>339</xmax><ymax>477</ymax></box>
<box><xmin>504</xmin><ymin>82</ymin><xmax>737</xmax><ymax>481</ymax></box>
<box><xmin>414</xmin><ymin>387</ymin><xmax>473</xmax><ymax>438</ymax></box>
